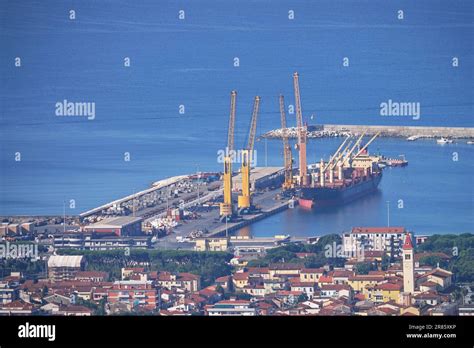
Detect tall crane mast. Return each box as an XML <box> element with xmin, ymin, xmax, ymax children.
<box><xmin>293</xmin><ymin>72</ymin><xmax>308</xmax><ymax>186</ymax></box>
<box><xmin>220</xmin><ymin>91</ymin><xmax>237</xmax><ymax>221</ymax></box>
<box><xmin>238</xmin><ymin>96</ymin><xmax>260</xmax><ymax>213</ymax></box>
<box><xmin>279</xmin><ymin>94</ymin><xmax>293</xmax><ymax>190</ymax></box>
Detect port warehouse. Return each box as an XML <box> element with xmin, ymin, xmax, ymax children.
<box><xmin>83</xmin><ymin>217</ymin><xmax>143</xmax><ymax>236</ymax></box>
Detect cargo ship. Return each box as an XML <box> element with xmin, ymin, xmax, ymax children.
<box><xmin>296</xmin><ymin>133</ymin><xmax>384</xmax><ymax>209</ymax></box>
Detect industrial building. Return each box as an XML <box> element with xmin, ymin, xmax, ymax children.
<box><xmin>83</xmin><ymin>216</ymin><xmax>143</xmax><ymax>237</ymax></box>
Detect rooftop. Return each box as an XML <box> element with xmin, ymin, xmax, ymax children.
<box><xmin>351</xmin><ymin>227</ymin><xmax>406</xmax><ymax>234</ymax></box>
<box><xmin>48</xmin><ymin>255</ymin><xmax>84</xmax><ymax>268</ymax></box>
<box><xmin>85</xmin><ymin>216</ymin><xmax>143</xmax><ymax>229</ymax></box>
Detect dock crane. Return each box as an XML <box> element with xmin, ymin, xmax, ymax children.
<box><xmin>293</xmin><ymin>72</ymin><xmax>308</xmax><ymax>187</ymax></box>
<box><xmin>279</xmin><ymin>94</ymin><xmax>293</xmax><ymax>190</ymax></box>
<box><xmin>220</xmin><ymin>91</ymin><xmax>237</xmax><ymax>221</ymax></box>
<box><xmin>238</xmin><ymin>96</ymin><xmax>260</xmax><ymax>214</ymax></box>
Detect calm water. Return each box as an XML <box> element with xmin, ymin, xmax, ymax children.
<box><xmin>1</xmin><ymin>1</ymin><xmax>473</xmax><ymax>235</ymax></box>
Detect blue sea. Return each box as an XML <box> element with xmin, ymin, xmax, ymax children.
<box><xmin>1</xmin><ymin>1</ymin><xmax>473</xmax><ymax>235</ymax></box>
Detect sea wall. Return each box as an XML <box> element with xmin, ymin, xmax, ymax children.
<box><xmin>263</xmin><ymin>124</ymin><xmax>474</xmax><ymax>139</ymax></box>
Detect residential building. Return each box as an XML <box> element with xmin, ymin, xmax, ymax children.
<box><xmin>47</xmin><ymin>255</ymin><xmax>85</xmax><ymax>282</ymax></box>
<box><xmin>155</xmin><ymin>272</ymin><xmax>201</xmax><ymax>292</ymax></box>
<box><xmin>107</xmin><ymin>280</ymin><xmax>158</xmax><ymax>311</ymax></box>
<box><xmin>364</xmin><ymin>282</ymin><xmax>403</xmax><ymax>303</ymax></box>
<box><xmin>343</xmin><ymin>227</ymin><xmax>410</xmax><ymax>257</ymax></box>
<box><xmin>299</xmin><ymin>268</ymin><xmax>325</xmax><ymax>283</ymax></box>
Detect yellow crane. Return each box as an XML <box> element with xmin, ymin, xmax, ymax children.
<box><xmin>293</xmin><ymin>72</ymin><xmax>308</xmax><ymax>186</ymax></box>
<box><xmin>220</xmin><ymin>91</ymin><xmax>237</xmax><ymax>221</ymax></box>
<box><xmin>279</xmin><ymin>94</ymin><xmax>293</xmax><ymax>190</ymax></box>
<box><xmin>238</xmin><ymin>96</ymin><xmax>260</xmax><ymax>214</ymax></box>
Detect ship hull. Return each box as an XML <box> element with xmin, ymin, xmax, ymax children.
<box><xmin>298</xmin><ymin>172</ymin><xmax>382</xmax><ymax>208</ymax></box>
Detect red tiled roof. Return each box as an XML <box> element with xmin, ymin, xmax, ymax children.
<box><xmin>277</xmin><ymin>290</ymin><xmax>303</xmax><ymax>296</ymax></box>
<box><xmin>420</xmin><ymin>281</ymin><xmax>438</xmax><ymax>287</ymax></box>
<box><xmin>2</xmin><ymin>300</ymin><xmax>35</xmax><ymax>310</ymax></box>
<box><xmin>333</xmin><ymin>270</ymin><xmax>354</xmax><ymax>278</ymax></box>
<box><xmin>318</xmin><ymin>275</ymin><xmax>333</xmax><ymax>283</ymax></box>
<box><xmin>349</xmin><ymin>275</ymin><xmax>384</xmax><ymax>281</ymax></box>
<box><xmin>233</xmin><ymin>272</ymin><xmax>249</xmax><ymax>281</ymax></box>
<box><xmin>247</xmin><ymin>267</ymin><xmax>269</xmax><ymax>274</ymax></box>
<box><xmin>414</xmin><ymin>291</ymin><xmax>439</xmax><ymax>300</ymax></box>
<box><xmin>427</xmin><ymin>268</ymin><xmax>452</xmax><ymax>278</ymax></box>
<box><xmin>217</xmin><ymin>300</ymin><xmax>250</xmax><ymax>305</ymax></box>
<box><xmin>301</xmin><ymin>268</ymin><xmax>325</xmax><ymax>274</ymax></box>
<box><xmin>415</xmin><ymin>252</ymin><xmax>451</xmax><ymax>262</ymax></box>
<box><xmin>402</xmin><ymin>233</ymin><xmax>413</xmax><ymax>250</ymax></box>
<box><xmin>321</xmin><ymin>284</ymin><xmax>351</xmax><ymax>291</ymax></box>
<box><xmin>375</xmin><ymin>283</ymin><xmax>402</xmax><ymax>291</ymax></box>
<box><xmin>58</xmin><ymin>305</ymin><xmax>93</xmax><ymax>313</ymax></box>
<box><xmin>75</xmin><ymin>271</ymin><xmax>108</xmax><ymax>278</ymax></box>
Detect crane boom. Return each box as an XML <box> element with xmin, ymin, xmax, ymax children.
<box><xmin>227</xmin><ymin>90</ymin><xmax>237</xmax><ymax>152</ymax></box>
<box><xmin>353</xmin><ymin>132</ymin><xmax>380</xmax><ymax>158</ymax></box>
<box><xmin>342</xmin><ymin>131</ymin><xmax>367</xmax><ymax>165</ymax></box>
<box><xmin>279</xmin><ymin>94</ymin><xmax>293</xmax><ymax>189</ymax></box>
<box><xmin>293</xmin><ymin>72</ymin><xmax>307</xmax><ymax>186</ymax></box>
<box><xmin>238</xmin><ymin>96</ymin><xmax>260</xmax><ymax>213</ymax></box>
<box><xmin>246</xmin><ymin>96</ymin><xmax>260</xmax><ymax>152</ymax></box>
<box><xmin>220</xmin><ymin>91</ymin><xmax>237</xmax><ymax>221</ymax></box>
<box><xmin>323</xmin><ymin>136</ymin><xmax>350</xmax><ymax>172</ymax></box>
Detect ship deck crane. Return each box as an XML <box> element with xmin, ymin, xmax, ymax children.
<box><xmin>220</xmin><ymin>91</ymin><xmax>237</xmax><ymax>221</ymax></box>
<box><xmin>353</xmin><ymin>132</ymin><xmax>381</xmax><ymax>158</ymax></box>
<box><xmin>323</xmin><ymin>136</ymin><xmax>351</xmax><ymax>172</ymax></box>
<box><xmin>293</xmin><ymin>72</ymin><xmax>308</xmax><ymax>186</ymax></box>
<box><xmin>238</xmin><ymin>96</ymin><xmax>260</xmax><ymax>214</ymax></box>
<box><xmin>279</xmin><ymin>94</ymin><xmax>293</xmax><ymax>190</ymax></box>
<box><xmin>341</xmin><ymin>130</ymin><xmax>367</xmax><ymax>166</ymax></box>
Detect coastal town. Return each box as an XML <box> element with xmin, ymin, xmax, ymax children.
<box><xmin>1</xmin><ymin>223</ymin><xmax>472</xmax><ymax>317</ymax></box>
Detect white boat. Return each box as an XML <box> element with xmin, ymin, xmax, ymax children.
<box><xmin>467</xmin><ymin>140</ymin><xmax>474</xmax><ymax>145</ymax></box>
<box><xmin>436</xmin><ymin>137</ymin><xmax>453</xmax><ymax>145</ymax></box>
